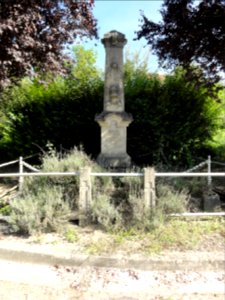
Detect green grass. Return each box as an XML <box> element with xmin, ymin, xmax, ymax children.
<box><xmin>64</xmin><ymin>227</ymin><xmax>79</xmax><ymax>243</ymax></box>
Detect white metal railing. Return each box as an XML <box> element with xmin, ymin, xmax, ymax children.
<box><xmin>0</xmin><ymin>156</ymin><xmax>224</xmax><ymax>221</ymax></box>
<box><xmin>185</xmin><ymin>160</ymin><xmax>208</xmax><ymax>173</ymax></box>
<box><xmin>91</xmin><ymin>172</ymin><xmax>225</xmax><ymax>178</ymax></box>
<box><xmin>0</xmin><ymin>155</ymin><xmax>222</xmax><ymax>173</ymax></box>
<box><xmin>0</xmin><ymin>171</ymin><xmax>80</xmax><ymax>177</ymax></box>
<box><xmin>22</xmin><ymin>161</ymin><xmax>40</xmax><ymax>172</ymax></box>
<box><xmin>91</xmin><ymin>172</ymin><xmax>143</xmax><ymax>177</ymax></box>
<box><xmin>0</xmin><ymin>155</ymin><xmax>225</xmax><ymax>185</ymax></box>
<box><xmin>2</xmin><ymin>171</ymin><xmax>225</xmax><ymax>178</ymax></box>
<box><xmin>156</xmin><ymin>172</ymin><xmax>225</xmax><ymax>177</ymax></box>
<box><xmin>185</xmin><ymin>155</ymin><xmax>213</xmax><ymax>185</ymax></box>
<box><xmin>170</xmin><ymin>212</ymin><xmax>225</xmax><ymax>217</ymax></box>
<box><xmin>1</xmin><ymin>171</ymin><xmax>225</xmax><ymax>179</ymax></box>
<box><xmin>0</xmin><ymin>159</ymin><xmax>19</xmax><ymax>168</ymax></box>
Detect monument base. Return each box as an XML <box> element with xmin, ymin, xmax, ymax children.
<box><xmin>97</xmin><ymin>153</ymin><xmax>131</xmax><ymax>169</ymax></box>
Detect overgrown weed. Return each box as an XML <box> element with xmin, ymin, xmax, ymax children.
<box><xmin>83</xmin><ymin>218</ymin><xmax>224</xmax><ymax>255</ymax></box>
<box><xmin>5</xmin><ymin>148</ymin><xmax>223</xmax><ymax>241</ymax></box>
<box><xmin>64</xmin><ymin>226</ymin><xmax>79</xmax><ymax>243</ymax></box>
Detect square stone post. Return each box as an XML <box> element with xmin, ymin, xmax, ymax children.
<box><xmin>144</xmin><ymin>167</ymin><xmax>156</xmax><ymax>209</ymax></box>
<box><xmin>203</xmin><ymin>190</ymin><xmax>221</xmax><ymax>212</ymax></box>
<box><xmin>19</xmin><ymin>156</ymin><xmax>24</xmax><ymax>192</ymax></box>
<box><xmin>79</xmin><ymin>167</ymin><xmax>92</xmax><ymax>226</ymax></box>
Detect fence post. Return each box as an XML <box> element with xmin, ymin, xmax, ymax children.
<box><xmin>144</xmin><ymin>167</ymin><xmax>156</xmax><ymax>209</ymax></box>
<box><xmin>79</xmin><ymin>166</ymin><xmax>92</xmax><ymax>226</ymax></box>
<box><xmin>207</xmin><ymin>155</ymin><xmax>212</xmax><ymax>187</ymax></box>
<box><xmin>19</xmin><ymin>156</ymin><xmax>24</xmax><ymax>192</ymax></box>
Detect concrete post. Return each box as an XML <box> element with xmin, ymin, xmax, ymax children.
<box><xmin>144</xmin><ymin>167</ymin><xmax>156</xmax><ymax>209</ymax></box>
<box><xmin>79</xmin><ymin>167</ymin><xmax>92</xmax><ymax>226</ymax></box>
<box><xmin>207</xmin><ymin>155</ymin><xmax>212</xmax><ymax>187</ymax></box>
<box><xmin>203</xmin><ymin>190</ymin><xmax>221</xmax><ymax>212</ymax></box>
<box><xmin>19</xmin><ymin>156</ymin><xmax>24</xmax><ymax>192</ymax></box>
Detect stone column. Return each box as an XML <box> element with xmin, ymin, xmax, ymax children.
<box><xmin>102</xmin><ymin>30</ymin><xmax>126</xmax><ymax>112</ymax></box>
<box><xmin>95</xmin><ymin>31</ymin><xmax>133</xmax><ymax>168</ymax></box>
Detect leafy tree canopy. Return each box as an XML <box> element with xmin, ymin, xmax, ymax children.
<box><xmin>70</xmin><ymin>45</ymin><xmax>102</xmax><ymax>85</ymax></box>
<box><xmin>136</xmin><ymin>0</ymin><xmax>225</xmax><ymax>88</ymax></box>
<box><xmin>0</xmin><ymin>0</ymin><xmax>98</xmax><ymax>88</ymax></box>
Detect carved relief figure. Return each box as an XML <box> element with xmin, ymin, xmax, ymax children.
<box><xmin>109</xmin><ymin>84</ymin><xmax>121</xmax><ymax>105</ymax></box>
<box><xmin>109</xmin><ymin>61</ymin><xmax>122</xmax><ymax>81</ymax></box>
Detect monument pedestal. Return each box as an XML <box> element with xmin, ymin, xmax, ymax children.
<box><xmin>97</xmin><ymin>154</ymin><xmax>131</xmax><ymax>168</ymax></box>
<box><xmin>95</xmin><ymin>111</ymin><xmax>132</xmax><ymax>168</ymax></box>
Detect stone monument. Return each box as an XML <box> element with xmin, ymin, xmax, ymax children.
<box><xmin>95</xmin><ymin>30</ymin><xmax>133</xmax><ymax>168</ymax></box>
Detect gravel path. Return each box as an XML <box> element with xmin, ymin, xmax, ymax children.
<box><xmin>0</xmin><ymin>222</ymin><xmax>224</xmax><ymax>299</ymax></box>
<box><xmin>54</xmin><ymin>264</ymin><xmax>225</xmax><ymax>300</ymax></box>
<box><xmin>0</xmin><ymin>259</ymin><xmax>224</xmax><ymax>299</ymax></box>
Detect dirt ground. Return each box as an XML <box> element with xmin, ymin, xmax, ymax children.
<box><xmin>55</xmin><ymin>265</ymin><xmax>225</xmax><ymax>300</ymax></box>
<box><xmin>0</xmin><ymin>227</ymin><xmax>224</xmax><ymax>300</ymax></box>
<box><xmin>0</xmin><ymin>259</ymin><xmax>224</xmax><ymax>300</ymax></box>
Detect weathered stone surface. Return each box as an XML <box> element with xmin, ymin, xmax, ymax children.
<box><xmin>96</xmin><ymin>30</ymin><xmax>132</xmax><ymax>168</ymax></box>
<box><xmin>78</xmin><ymin>167</ymin><xmax>92</xmax><ymax>226</ymax></box>
<box><xmin>203</xmin><ymin>190</ymin><xmax>221</xmax><ymax>212</ymax></box>
<box><xmin>101</xmin><ymin>30</ymin><xmax>127</xmax><ymax>113</ymax></box>
<box><xmin>144</xmin><ymin>167</ymin><xmax>156</xmax><ymax>208</ymax></box>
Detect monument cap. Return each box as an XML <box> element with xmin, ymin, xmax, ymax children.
<box><xmin>101</xmin><ymin>30</ymin><xmax>127</xmax><ymax>48</ymax></box>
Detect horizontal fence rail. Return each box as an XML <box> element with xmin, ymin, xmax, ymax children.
<box><xmin>91</xmin><ymin>172</ymin><xmax>143</xmax><ymax>177</ymax></box>
<box><xmin>156</xmin><ymin>172</ymin><xmax>225</xmax><ymax>177</ymax></box>
<box><xmin>211</xmin><ymin>161</ymin><xmax>225</xmax><ymax>167</ymax></box>
<box><xmin>0</xmin><ymin>171</ymin><xmax>225</xmax><ymax>178</ymax></box>
<box><xmin>90</xmin><ymin>172</ymin><xmax>225</xmax><ymax>177</ymax></box>
<box><xmin>0</xmin><ymin>156</ymin><xmax>224</xmax><ymax>224</ymax></box>
<box><xmin>0</xmin><ymin>159</ymin><xmax>19</xmax><ymax>168</ymax></box>
<box><xmin>0</xmin><ymin>172</ymin><xmax>80</xmax><ymax>177</ymax></box>
<box><xmin>170</xmin><ymin>212</ymin><xmax>225</xmax><ymax>217</ymax></box>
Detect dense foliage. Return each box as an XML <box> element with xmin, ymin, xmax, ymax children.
<box><xmin>0</xmin><ymin>48</ymin><xmax>223</xmax><ymax>167</ymax></box>
<box><xmin>124</xmin><ymin>54</ymin><xmax>222</xmax><ymax>167</ymax></box>
<box><xmin>0</xmin><ymin>46</ymin><xmax>103</xmax><ymax>160</ymax></box>
<box><xmin>0</xmin><ymin>0</ymin><xmax>97</xmax><ymax>88</ymax></box>
<box><xmin>136</xmin><ymin>0</ymin><xmax>225</xmax><ymax>88</ymax></box>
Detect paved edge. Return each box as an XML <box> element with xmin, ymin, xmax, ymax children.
<box><xmin>0</xmin><ymin>247</ymin><xmax>224</xmax><ymax>271</ymax></box>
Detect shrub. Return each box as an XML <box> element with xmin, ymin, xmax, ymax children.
<box><xmin>92</xmin><ymin>169</ymin><xmax>188</xmax><ymax>232</ymax></box>
<box><xmin>90</xmin><ymin>168</ymin><xmax>144</xmax><ymax>231</ymax></box>
<box><xmin>91</xmin><ymin>193</ymin><xmax>122</xmax><ymax>230</ymax></box>
<box><xmin>156</xmin><ymin>184</ymin><xmax>188</xmax><ymax>215</ymax></box>
<box><xmin>7</xmin><ymin>148</ymin><xmax>114</xmax><ymax>235</ymax></box>
<box><xmin>7</xmin><ymin>147</ymin><xmax>189</xmax><ymax>234</ymax></box>
<box><xmin>8</xmin><ymin>186</ymin><xmax>70</xmax><ymax>235</ymax></box>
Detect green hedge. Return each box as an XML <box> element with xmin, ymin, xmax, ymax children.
<box><xmin>0</xmin><ymin>48</ymin><xmax>223</xmax><ymax>167</ymax></box>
